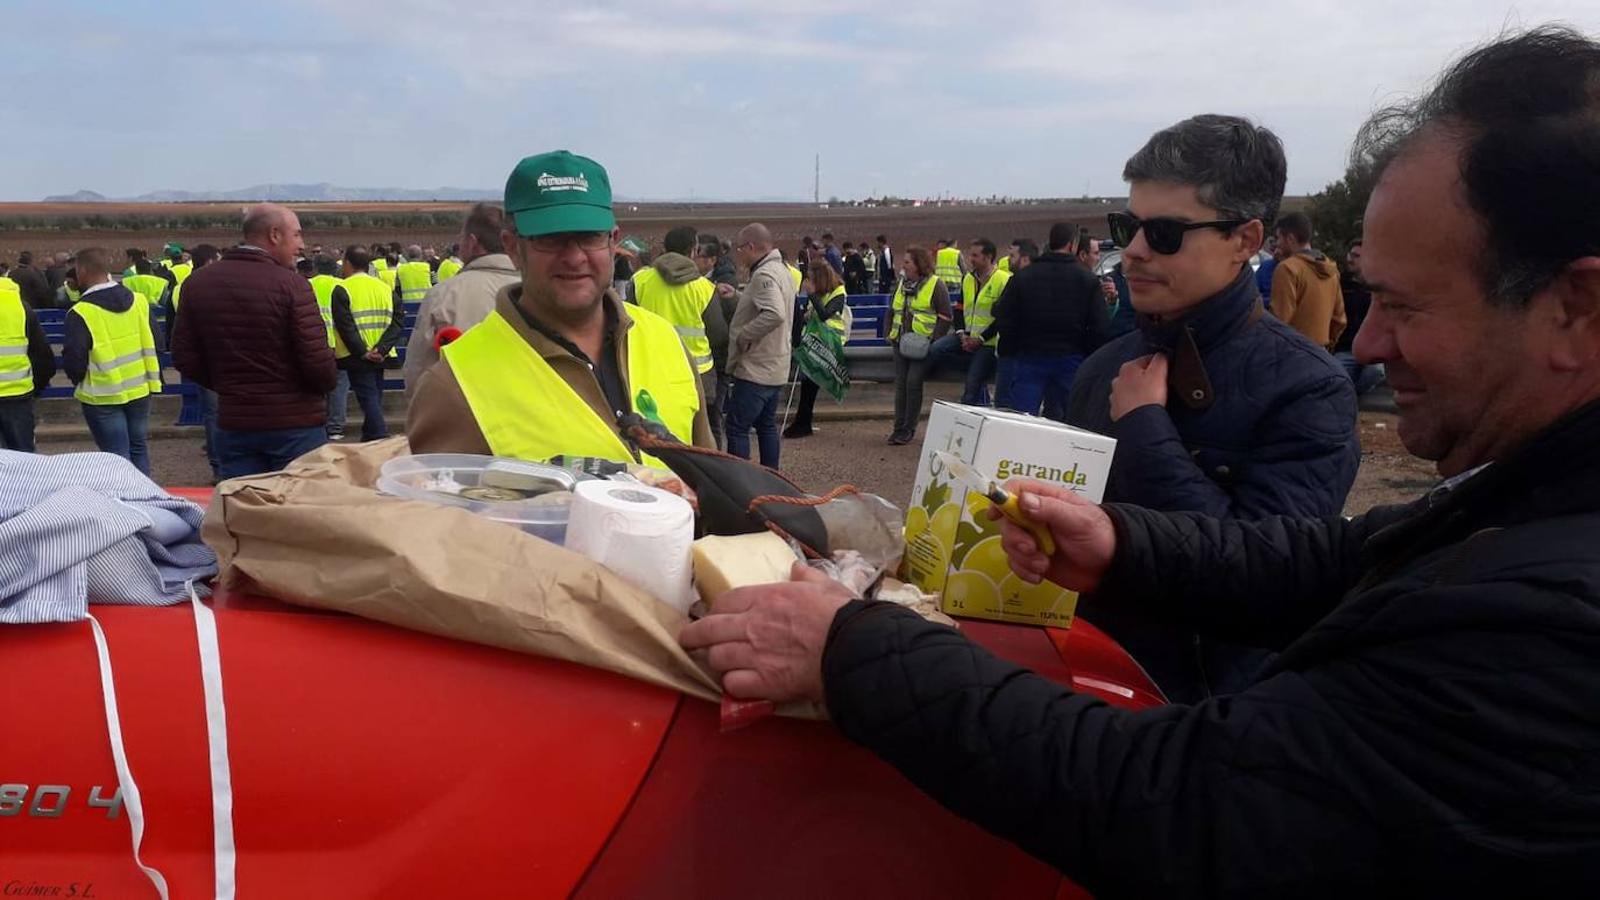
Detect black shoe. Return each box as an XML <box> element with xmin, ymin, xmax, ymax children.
<box><xmin>887</xmin><ymin>433</ymin><xmax>911</xmax><ymax>446</ymax></box>
<box><xmin>783</xmin><ymin>425</ymin><xmax>813</xmax><ymax>439</ymax></box>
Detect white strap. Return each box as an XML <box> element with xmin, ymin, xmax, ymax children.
<box><xmin>87</xmin><ymin>613</ymin><xmax>171</xmax><ymax>900</ymax></box>
<box><xmin>189</xmin><ymin>580</ymin><xmax>237</xmax><ymax>900</ymax></box>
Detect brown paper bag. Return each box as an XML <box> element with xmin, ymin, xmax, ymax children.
<box><xmin>202</xmin><ymin>438</ymin><xmax>733</xmax><ymax>706</ymax></box>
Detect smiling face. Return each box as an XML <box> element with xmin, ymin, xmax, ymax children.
<box><xmin>1120</xmin><ymin>181</ymin><xmax>1263</xmax><ymax>317</ymax></box>
<box><xmin>1353</xmin><ymin>129</ymin><xmax>1597</xmax><ymax>476</ymax></box>
<box><xmin>503</xmin><ymin>228</ymin><xmax>617</xmax><ymax>323</ymax></box>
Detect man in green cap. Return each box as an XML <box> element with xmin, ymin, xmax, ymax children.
<box><xmin>407</xmin><ymin>150</ymin><xmax>714</xmax><ymax>463</ymax></box>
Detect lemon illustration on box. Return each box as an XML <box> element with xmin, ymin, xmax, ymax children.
<box><xmin>902</xmin><ymin>402</ymin><xmax>1117</xmax><ymax>626</ymax></box>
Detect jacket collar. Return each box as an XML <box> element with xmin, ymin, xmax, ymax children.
<box><xmin>462</xmin><ymin>253</ymin><xmax>516</xmax><ymax>274</ymax></box>
<box><xmin>1136</xmin><ymin>266</ymin><xmax>1262</xmax><ymax>412</ymax></box>
<box><xmin>496</xmin><ymin>284</ymin><xmax>632</xmax><ymax>363</ymax></box>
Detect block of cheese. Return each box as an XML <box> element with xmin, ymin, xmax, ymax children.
<box><xmin>692</xmin><ymin>532</ymin><xmax>798</xmax><ymax>609</ymax></box>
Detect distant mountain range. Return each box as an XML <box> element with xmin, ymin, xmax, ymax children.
<box><xmin>42</xmin><ymin>183</ymin><xmax>502</xmax><ymax>203</ymax></box>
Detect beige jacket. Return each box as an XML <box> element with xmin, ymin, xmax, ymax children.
<box><xmin>727</xmin><ymin>249</ymin><xmax>795</xmax><ymax>386</ymax></box>
<box><xmin>406</xmin><ymin>286</ymin><xmax>715</xmax><ymax>456</ymax></box>
<box><xmin>401</xmin><ymin>253</ymin><xmax>521</xmax><ymax>396</ymax></box>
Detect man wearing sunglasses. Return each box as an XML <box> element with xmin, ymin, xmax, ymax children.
<box><xmin>1062</xmin><ymin>114</ymin><xmax>1360</xmax><ymax>702</ymax></box>
<box><xmin>407</xmin><ymin>150</ymin><xmax>714</xmax><ymax>460</ymax></box>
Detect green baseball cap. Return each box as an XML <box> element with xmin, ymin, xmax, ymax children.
<box><xmin>504</xmin><ymin>150</ymin><xmax>616</xmax><ymax>238</ymax></box>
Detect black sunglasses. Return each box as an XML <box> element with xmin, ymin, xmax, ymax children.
<box><xmin>1107</xmin><ymin>211</ymin><xmax>1250</xmax><ymax>255</ymax></box>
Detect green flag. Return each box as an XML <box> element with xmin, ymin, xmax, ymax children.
<box><xmin>795</xmin><ymin>316</ymin><xmax>851</xmax><ymax>402</ymax></box>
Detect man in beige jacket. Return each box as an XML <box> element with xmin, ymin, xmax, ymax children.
<box><xmin>720</xmin><ymin>222</ymin><xmax>794</xmax><ymax>467</ymax></box>
<box><xmin>1268</xmin><ymin>212</ymin><xmax>1347</xmax><ymax>350</ymax></box>
<box><xmin>401</xmin><ymin>203</ymin><xmax>522</xmax><ymax>396</ymax></box>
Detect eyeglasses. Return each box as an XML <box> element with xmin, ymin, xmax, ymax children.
<box><xmin>1107</xmin><ymin>211</ymin><xmax>1250</xmax><ymax>255</ymax></box>
<box><xmin>526</xmin><ymin>231</ymin><xmax>611</xmax><ymax>253</ymax></box>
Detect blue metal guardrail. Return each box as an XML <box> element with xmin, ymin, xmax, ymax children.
<box><xmin>35</xmin><ymin>293</ymin><xmax>899</xmax><ymax>427</ymax></box>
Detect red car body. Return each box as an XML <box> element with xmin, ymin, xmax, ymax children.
<box><xmin>0</xmin><ymin>488</ymin><xmax>1161</xmax><ymax>898</ymax></box>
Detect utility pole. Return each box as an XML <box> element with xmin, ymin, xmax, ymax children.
<box><xmin>814</xmin><ymin>154</ymin><xmax>820</xmax><ymax>205</ymax></box>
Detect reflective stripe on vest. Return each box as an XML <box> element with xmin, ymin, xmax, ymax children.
<box><xmin>396</xmin><ymin>261</ymin><xmax>433</xmax><ymax>302</ymax></box>
<box><xmin>341</xmin><ymin>273</ymin><xmax>397</xmax><ymax>358</ymax></box>
<box><xmin>442</xmin><ymin>306</ymin><xmax>699</xmax><ymax>467</ymax></box>
<box><xmin>309</xmin><ymin>275</ymin><xmax>345</xmax><ymax>355</ymax></box>
<box><xmin>961</xmin><ymin>268</ymin><xmax>1011</xmax><ymax>346</ymax></box>
<box><xmin>935</xmin><ymin>247</ymin><xmax>964</xmax><ymax>289</ymax></box>
<box><xmin>71</xmin><ymin>296</ymin><xmax>161</xmax><ymax>405</ymax></box>
<box><xmin>437</xmin><ymin>258</ymin><xmax>463</xmax><ymax>282</ymax></box>
<box><xmin>0</xmin><ymin>292</ymin><xmax>33</xmax><ymax>398</ymax></box>
<box><xmin>888</xmin><ymin>278</ymin><xmax>939</xmax><ymax>340</ymax></box>
<box><xmin>631</xmin><ymin>268</ymin><xmax>716</xmax><ymax>375</ymax></box>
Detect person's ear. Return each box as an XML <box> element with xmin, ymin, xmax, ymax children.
<box><xmin>1545</xmin><ymin>256</ymin><xmax>1600</xmax><ymax>372</ymax></box>
<box><xmin>1234</xmin><ymin>220</ymin><xmax>1265</xmax><ymax>260</ymax></box>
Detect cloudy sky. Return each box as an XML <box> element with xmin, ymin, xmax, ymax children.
<box><xmin>7</xmin><ymin>0</ymin><xmax>1596</xmax><ymax>201</ymax></box>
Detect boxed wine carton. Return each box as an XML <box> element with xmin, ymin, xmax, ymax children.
<box><xmin>903</xmin><ymin>402</ymin><xmax>1116</xmax><ymax>626</ymax></box>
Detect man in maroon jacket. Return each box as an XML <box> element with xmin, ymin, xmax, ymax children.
<box><xmin>172</xmin><ymin>203</ymin><xmax>337</xmax><ymax>479</ymax></box>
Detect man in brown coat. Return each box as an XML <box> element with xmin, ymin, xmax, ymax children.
<box><xmin>172</xmin><ymin>203</ymin><xmax>337</xmax><ymax>479</ymax></box>
<box><xmin>1269</xmin><ymin>212</ymin><xmax>1347</xmax><ymax>349</ymax></box>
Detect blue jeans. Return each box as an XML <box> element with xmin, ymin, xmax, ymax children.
<box><xmin>326</xmin><ymin>369</ymin><xmax>350</xmax><ymax>435</ymax></box>
<box><xmin>1335</xmin><ymin>352</ymin><xmax>1386</xmax><ymax>395</ymax></box>
<box><xmin>926</xmin><ymin>335</ymin><xmax>994</xmax><ymax>406</ymax></box>
<box><xmin>725</xmin><ymin>377</ymin><xmax>781</xmax><ymax>467</ymax></box>
<box><xmin>201</xmin><ymin>388</ymin><xmax>220</xmax><ymax>478</ymax></box>
<box><xmin>216</xmin><ymin>425</ymin><xmax>327</xmax><ymax>479</ymax></box>
<box><xmin>346</xmin><ymin>366</ymin><xmax>388</xmax><ymax>441</ymax></box>
<box><xmin>82</xmin><ymin>396</ymin><xmax>151</xmax><ymax>475</ymax></box>
<box><xmin>1005</xmin><ymin>354</ymin><xmax>1084</xmax><ymax>419</ymax></box>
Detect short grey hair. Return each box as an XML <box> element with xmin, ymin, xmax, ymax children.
<box><xmin>1122</xmin><ymin>114</ymin><xmax>1288</xmax><ymax>225</ymax></box>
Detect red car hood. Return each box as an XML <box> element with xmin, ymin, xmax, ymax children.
<box><xmin>0</xmin><ymin>488</ymin><xmax>1160</xmax><ymax>898</ymax></box>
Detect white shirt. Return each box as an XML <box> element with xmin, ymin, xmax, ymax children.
<box><xmin>81</xmin><ymin>279</ymin><xmax>118</xmax><ymax>297</ymax></box>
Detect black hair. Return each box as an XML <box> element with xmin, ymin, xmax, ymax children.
<box><xmin>1046</xmin><ymin>223</ymin><xmax>1080</xmax><ymax>253</ymax></box>
<box><xmin>1123</xmin><ymin>114</ymin><xmax>1288</xmax><ymax>226</ymax></box>
<box><xmin>1274</xmin><ymin>211</ymin><xmax>1313</xmax><ymax>245</ymax></box>
<box><xmin>1354</xmin><ymin>25</ymin><xmax>1600</xmax><ymax>307</ymax></box>
<box><xmin>663</xmin><ymin>225</ymin><xmax>697</xmax><ymax>256</ymax></box>
<box><xmin>969</xmin><ymin>238</ymin><xmax>996</xmax><ymax>261</ymax></box>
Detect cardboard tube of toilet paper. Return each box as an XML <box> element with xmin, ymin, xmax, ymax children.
<box><xmin>565</xmin><ymin>481</ymin><xmax>697</xmax><ymax>615</ymax></box>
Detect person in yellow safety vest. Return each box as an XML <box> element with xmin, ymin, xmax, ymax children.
<box><xmin>327</xmin><ymin>246</ymin><xmax>403</xmax><ymax>443</ymax></box>
<box><xmin>783</xmin><ymin>259</ymin><xmax>853</xmax><ymax>440</ymax></box>
<box><xmin>376</xmin><ymin>253</ymin><xmax>400</xmax><ymax>292</ymax></box>
<box><xmin>122</xmin><ymin>258</ymin><xmax>171</xmax><ymax>314</ymax></box>
<box><xmin>629</xmin><ymin>224</ymin><xmax>718</xmax><ymax>378</ymax></box>
<box><xmin>407</xmin><ymin>149</ymin><xmax>714</xmax><ymax>464</ymax></box>
<box><xmin>162</xmin><ymin>244</ymin><xmax>194</xmax><ymax>284</ymax></box>
<box><xmin>61</xmin><ymin>248</ymin><xmax>162</xmax><ymax>475</ymax></box>
<box><xmin>305</xmin><ymin>253</ymin><xmax>351</xmax><ymax>440</ymax></box>
<box><xmin>436</xmin><ymin>245</ymin><xmax>464</xmax><ymax>282</ymax></box>
<box><xmin>164</xmin><ymin>243</ymin><xmax>221</xmax><ymax>346</ymax></box>
<box><xmin>933</xmin><ymin>239</ymin><xmax>968</xmax><ymax>327</ymax></box>
<box><xmin>785</xmin><ymin>256</ymin><xmax>803</xmax><ymax>294</ymax></box>
<box><xmin>926</xmin><ymin>238</ymin><xmax>1011</xmax><ymax>408</ymax></box>
<box><xmin>885</xmin><ymin>244</ymin><xmax>953</xmax><ymax>445</ymax></box>
<box><xmin>0</xmin><ymin>267</ymin><xmax>58</xmax><ymax>452</ymax></box>
<box><xmin>396</xmin><ymin>247</ymin><xmax>434</xmax><ymax>304</ymax></box>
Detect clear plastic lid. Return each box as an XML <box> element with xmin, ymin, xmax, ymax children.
<box><xmin>376</xmin><ymin>454</ymin><xmax>581</xmax><ymax>533</ymax></box>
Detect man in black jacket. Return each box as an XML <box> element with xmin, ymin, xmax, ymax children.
<box><xmin>984</xmin><ymin>223</ymin><xmax>1107</xmax><ymax>417</ymax></box>
<box><xmin>680</xmin><ymin>28</ymin><xmax>1600</xmax><ymax>895</ymax></box>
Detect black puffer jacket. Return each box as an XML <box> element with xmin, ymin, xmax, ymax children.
<box><xmin>823</xmin><ymin>399</ymin><xmax>1600</xmax><ymax>898</ymax></box>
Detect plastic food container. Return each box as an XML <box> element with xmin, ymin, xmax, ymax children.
<box><xmin>376</xmin><ymin>454</ymin><xmax>581</xmax><ymax>544</ymax></box>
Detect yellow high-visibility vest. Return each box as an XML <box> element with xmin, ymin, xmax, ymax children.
<box><xmin>813</xmin><ymin>285</ymin><xmax>852</xmax><ymax>338</ymax></box>
<box><xmin>631</xmin><ymin>268</ymin><xmax>716</xmax><ymax>375</ymax></box>
<box><xmin>442</xmin><ymin>305</ymin><xmax>698</xmax><ymax>468</ymax></box>
<box><xmin>437</xmin><ymin>257</ymin><xmax>463</xmax><ymax>282</ymax></box>
<box><xmin>70</xmin><ymin>295</ymin><xmax>162</xmax><ymax>406</ymax></box>
<box><xmin>396</xmin><ymin>261</ymin><xmax>433</xmax><ymax>303</ymax></box>
<box><xmin>376</xmin><ymin>267</ymin><xmax>398</xmax><ymax>291</ymax></box>
<box><xmin>0</xmin><ymin>290</ymin><xmax>33</xmax><ymax>399</ymax></box>
<box><xmin>341</xmin><ymin>273</ymin><xmax>397</xmax><ymax>358</ymax></box>
<box><xmin>309</xmin><ymin>274</ymin><xmax>346</xmax><ymax>356</ymax></box>
<box><xmin>997</xmin><ymin>256</ymin><xmax>1011</xmax><ymax>273</ymax></box>
<box><xmin>0</xmin><ymin>275</ymin><xmax>20</xmax><ymax>298</ymax></box>
<box><xmin>961</xmin><ymin>269</ymin><xmax>1011</xmax><ymax>347</ymax></box>
<box><xmin>121</xmin><ymin>273</ymin><xmax>168</xmax><ymax>310</ymax></box>
<box><xmin>935</xmin><ymin>247</ymin><xmax>964</xmax><ymax>289</ymax></box>
<box><xmin>787</xmin><ymin>264</ymin><xmax>803</xmax><ymax>293</ymax></box>
<box><xmin>888</xmin><ymin>278</ymin><xmax>939</xmax><ymax>340</ymax></box>
<box><xmin>170</xmin><ymin>261</ymin><xmax>193</xmax><ymax>284</ymax></box>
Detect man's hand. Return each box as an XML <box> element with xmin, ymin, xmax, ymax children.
<box><xmin>715</xmin><ymin>283</ymin><xmax>738</xmax><ymax>300</ymax></box>
<box><xmin>364</xmin><ymin>350</ymin><xmax>384</xmax><ymax>363</ymax></box>
<box><xmin>678</xmin><ymin>562</ymin><xmax>854</xmax><ymax>703</ymax></box>
<box><xmin>1109</xmin><ymin>353</ymin><xmax>1168</xmax><ymax>421</ymax></box>
<box><xmin>960</xmin><ymin>334</ymin><xmax>981</xmax><ymax>352</ymax></box>
<box><xmin>986</xmin><ymin>479</ymin><xmax>1116</xmax><ymax>592</ymax></box>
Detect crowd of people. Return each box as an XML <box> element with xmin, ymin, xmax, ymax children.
<box><xmin>0</xmin><ymin>23</ymin><xmax>1596</xmax><ymax>893</ymax></box>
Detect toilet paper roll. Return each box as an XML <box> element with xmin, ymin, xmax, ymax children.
<box><xmin>564</xmin><ymin>480</ymin><xmax>696</xmax><ymax>615</ymax></box>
